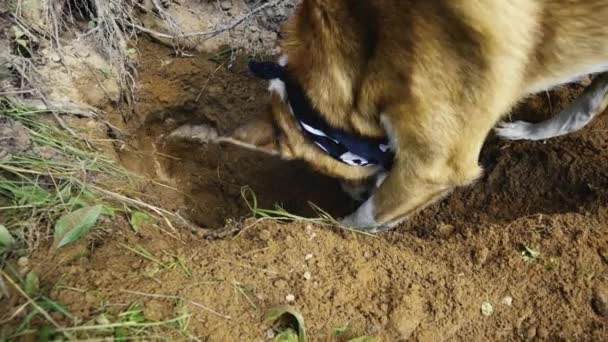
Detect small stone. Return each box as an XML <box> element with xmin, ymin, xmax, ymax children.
<box><xmin>437</xmin><ymin>223</ymin><xmax>455</xmax><ymax>237</ymax></box>
<box><xmin>304</xmin><ymin>224</ymin><xmax>317</xmax><ymax>240</ymax></box>
<box><xmin>219</xmin><ymin>0</ymin><xmax>232</xmax><ymax>10</ymax></box>
<box><xmin>525</xmin><ymin>327</ymin><xmax>537</xmax><ymax>340</ymax></box>
<box><xmin>17</xmin><ymin>257</ymin><xmax>29</xmax><ymax>267</ymax></box>
<box><xmin>303</xmin><ymin>271</ymin><xmax>311</xmax><ymax>280</ymax></box>
<box><xmin>266</xmin><ymin>329</ymin><xmax>275</xmax><ymax>339</ymax></box>
<box><xmin>286</xmin><ymin>294</ymin><xmax>295</xmax><ymax>302</ymax></box>
<box><xmin>591</xmin><ymin>285</ymin><xmax>608</xmax><ymax>317</ymax></box>
<box><xmin>305</xmin><ymin>253</ymin><xmax>313</xmax><ymax>261</ymax></box>
<box><xmin>481</xmin><ymin>302</ymin><xmax>493</xmax><ymax>316</ymax></box>
<box><xmin>501</xmin><ymin>296</ymin><xmax>513</xmax><ymax>306</ymax></box>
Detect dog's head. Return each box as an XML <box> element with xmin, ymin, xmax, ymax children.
<box><xmin>220</xmin><ymin>0</ymin><xmax>390</xmax><ymax>181</ymax></box>
<box><xmin>221</xmin><ymin>57</ymin><xmax>384</xmax><ymax>181</ymax></box>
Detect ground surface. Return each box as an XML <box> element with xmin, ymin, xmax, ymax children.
<box><xmin>25</xmin><ymin>40</ymin><xmax>608</xmax><ymax>341</ymax></box>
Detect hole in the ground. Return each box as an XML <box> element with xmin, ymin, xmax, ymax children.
<box><xmin>119</xmin><ymin>42</ymin><xmax>357</xmax><ymax>228</ymax></box>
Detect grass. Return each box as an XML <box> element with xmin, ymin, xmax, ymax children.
<box><xmin>265</xmin><ymin>306</ymin><xmax>375</xmax><ymax>342</ymax></box>
<box><xmin>119</xmin><ymin>243</ymin><xmax>192</xmax><ymax>277</ymax></box>
<box><xmin>0</xmin><ymin>98</ymin><xmax>197</xmax><ymax>340</ymax></box>
<box><xmin>240</xmin><ymin>186</ymin><xmax>378</xmax><ymax>237</ymax></box>
<box><xmin>1</xmin><ymin>263</ymin><xmax>195</xmax><ymax>341</ymax></box>
<box><xmin>0</xmin><ymin>99</ymin><xmax>131</xmax><ymax>253</ymax></box>
<box><xmin>0</xmin><ymin>98</ymin><xmax>192</xmax><ymax>254</ymax></box>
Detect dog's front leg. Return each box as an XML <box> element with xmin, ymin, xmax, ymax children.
<box><xmin>340</xmin><ymin>160</ymin><xmax>454</xmax><ymax>232</ymax></box>
<box><xmin>340</xmin><ymin>110</ymin><xmax>486</xmax><ymax>232</ymax></box>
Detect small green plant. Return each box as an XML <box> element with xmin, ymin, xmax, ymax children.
<box><xmin>266</xmin><ymin>306</ymin><xmax>307</xmax><ymax>342</ymax></box>
<box><xmin>232</xmin><ymin>281</ymin><xmax>259</xmax><ymax>310</ymax></box>
<box><xmin>266</xmin><ymin>306</ymin><xmax>375</xmax><ymax>342</ymax></box>
<box><xmin>334</xmin><ymin>324</ymin><xmax>349</xmax><ymax>336</ymax></box>
<box><xmin>521</xmin><ymin>245</ymin><xmax>541</xmax><ymax>263</ymax></box>
<box><xmin>129</xmin><ymin>210</ymin><xmax>152</xmax><ymax>232</ymax></box>
<box><xmin>53</xmin><ymin>204</ymin><xmax>103</xmax><ymax>248</ymax></box>
<box><xmin>120</xmin><ymin>243</ymin><xmax>191</xmax><ymax>277</ymax></box>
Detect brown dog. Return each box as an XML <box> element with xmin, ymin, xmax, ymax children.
<box><xmin>211</xmin><ymin>0</ymin><xmax>608</xmax><ymax>232</ymax></box>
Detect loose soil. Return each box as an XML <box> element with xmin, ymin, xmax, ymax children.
<box><xmin>29</xmin><ymin>40</ymin><xmax>608</xmax><ymax>341</ymax></box>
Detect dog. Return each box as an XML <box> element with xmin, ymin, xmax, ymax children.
<box><xmin>209</xmin><ymin>0</ymin><xmax>608</xmax><ymax>232</ymax></box>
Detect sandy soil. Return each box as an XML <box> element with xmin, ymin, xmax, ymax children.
<box><xmin>26</xmin><ymin>40</ymin><xmax>608</xmax><ymax>341</ymax></box>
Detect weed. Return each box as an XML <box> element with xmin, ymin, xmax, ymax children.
<box><xmin>266</xmin><ymin>306</ymin><xmax>375</xmax><ymax>342</ymax></box>
<box><xmin>241</xmin><ymin>186</ymin><xmax>378</xmax><ymax>237</ymax></box>
<box><xmin>120</xmin><ymin>243</ymin><xmax>192</xmax><ymax>277</ymax></box>
<box><xmin>0</xmin><ymin>99</ymin><xmax>130</xmax><ymax>254</ymax></box>
<box><xmin>232</xmin><ymin>281</ymin><xmax>258</xmax><ymax>310</ymax></box>
<box><xmin>521</xmin><ymin>245</ymin><xmax>541</xmax><ymax>263</ymax></box>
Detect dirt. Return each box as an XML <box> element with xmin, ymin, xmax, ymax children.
<box><xmin>26</xmin><ymin>40</ymin><xmax>608</xmax><ymax>341</ymax></box>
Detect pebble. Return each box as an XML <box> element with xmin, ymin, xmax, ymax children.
<box><xmin>525</xmin><ymin>327</ymin><xmax>537</xmax><ymax>340</ymax></box>
<box><xmin>591</xmin><ymin>285</ymin><xmax>608</xmax><ymax>317</ymax></box>
<box><xmin>304</xmin><ymin>225</ymin><xmax>317</xmax><ymax>240</ymax></box>
<box><xmin>305</xmin><ymin>253</ymin><xmax>313</xmax><ymax>261</ymax></box>
<box><xmin>17</xmin><ymin>256</ymin><xmax>29</xmax><ymax>267</ymax></box>
<box><xmin>437</xmin><ymin>223</ymin><xmax>455</xmax><ymax>237</ymax></box>
<box><xmin>266</xmin><ymin>329</ymin><xmax>275</xmax><ymax>339</ymax></box>
<box><xmin>473</xmin><ymin>247</ymin><xmax>490</xmax><ymax>266</ymax></box>
<box><xmin>481</xmin><ymin>302</ymin><xmax>493</xmax><ymax>316</ymax></box>
<box><xmin>303</xmin><ymin>271</ymin><xmax>311</xmax><ymax>281</ymax></box>
<box><xmin>501</xmin><ymin>296</ymin><xmax>513</xmax><ymax>306</ymax></box>
<box><xmin>219</xmin><ymin>0</ymin><xmax>232</xmax><ymax>10</ymax></box>
<box><xmin>286</xmin><ymin>294</ymin><xmax>295</xmax><ymax>302</ymax></box>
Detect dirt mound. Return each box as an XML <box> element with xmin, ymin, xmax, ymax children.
<box><xmin>28</xmin><ymin>40</ymin><xmax>608</xmax><ymax>341</ymax></box>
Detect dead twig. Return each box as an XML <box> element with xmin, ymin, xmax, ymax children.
<box><xmin>125</xmin><ymin>0</ymin><xmax>286</xmax><ymax>42</ymax></box>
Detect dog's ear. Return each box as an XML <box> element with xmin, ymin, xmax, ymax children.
<box><xmin>219</xmin><ymin>112</ymin><xmax>292</xmax><ymax>159</ymax></box>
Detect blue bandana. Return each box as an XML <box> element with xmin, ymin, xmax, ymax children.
<box><xmin>248</xmin><ymin>60</ymin><xmax>394</xmax><ymax>169</ymax></box>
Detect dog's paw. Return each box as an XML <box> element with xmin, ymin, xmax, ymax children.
<box><xmin>339</xmin><ymin>200</ymin><xmax>393</xmax><ymax>233</ymax></box>
<box><xmin>339</xmin><ymin>216</ymin><xmax>392</xmax><ymax>233</ymax></box>
<box><xmin>494</xmin><ymin>121</ymin><xmax>539</xmax><ymax>141</ymax></box>
<box><xmin>494</xmin><ymin>121</ymin><xmax>547</xmax><ymax>141</ymax></box>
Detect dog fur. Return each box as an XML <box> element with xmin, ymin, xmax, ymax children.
<box><xmin>219</xmin><ymin>0</ymin><xmax>608</xmax><ymax>231</ymax></box>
